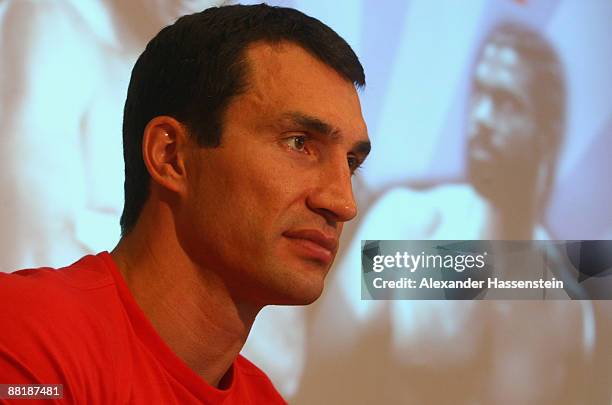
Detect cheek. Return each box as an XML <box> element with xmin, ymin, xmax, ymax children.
<box><xmin>212</xmin><ymin>163</ymin><xmax>298</xmax><ymax>236</ymax></box>
<box><xmin>240</xmin><ymin>149</ymin><xmax>309</xmax><ymax>208</ymax></box>
<box><xmin>189</xmin><ymin>143</ymin><xmax>315</xmax><ymax>243</ymax></box>
<box><xmin>242</xmin><ymin>172</ymin><xmax>302</xmax><ymax>230</ymax></box>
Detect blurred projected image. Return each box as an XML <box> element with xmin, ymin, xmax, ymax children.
<box><xmin>0</xmin><ymin>0</ymin><xmax>219</xmax><ymax>270</ymax></box>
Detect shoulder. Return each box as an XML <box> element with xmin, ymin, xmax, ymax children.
<box><xmin>0</xmin><ymin>0</ymin><xmax>106</xmax><ymax>107</ymax></box>
<box><xmin>0</xmin><ymin>254</ymin><xmax>115</xmax><ymax>312</ymax></box>
<box><xmin>0</xmin><ymin>254</ymin><xmax>120</xmax><ymax>334</ymax></box>
<box><xmin>234</xmin><ymin>355</ymin><xmax>287</xmax><ymax>404</ymax></box>
<box><xmin>0</xmin><ymin>254</ymin><xmax>121</xmax><ymax>399</ymax></box>
<box><xmin>356</xmin><ymin>187</ymin><xmax>437</xmax><ymax>240</ymax></box>
<box><xmin>420</xmin><ymin>183</ymin><xmax>482</xmax><ymax>209</ymax></box>
<box><xmin>422</xmin><ymin>183</ymin><xmax>488</xmax><ymax>239</ymax></box>
<box><xmin>1</xmin><ymin>0</ymin><xmax>108</xmax><ymax>41</ymax></box>
<box><xmin>356</xmin><ymin>183</ymin><xmax>487</xmax><ymax>240</ymax></box>
<box><xmin>1</xmin><ymin>0</ymin><xmax>85</xmax><ymax>59</ymax></box>
<box><xmin>235</xmin><ymin>355</ymin><xmax>273</xmax><ymax>379</ymax></box>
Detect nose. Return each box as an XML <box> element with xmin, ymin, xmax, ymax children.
<box><xmin>306</xmin><ymin>160</ymin><xmax>358</xmax><ymax>224</ymax></box>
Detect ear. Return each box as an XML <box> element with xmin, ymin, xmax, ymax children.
<box><xmin>142</xmin><ymin>116</ymin><xmax>189</xmax><ymax>195</ymax></box>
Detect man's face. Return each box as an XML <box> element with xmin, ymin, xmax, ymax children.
<box><xmin>467</xmin><ymin>41</ymin><xmax>540</xmax><ymax>200</ymax></box>
<box><xmin>177</xmin><ymin>42</ymin><xmax>369</xmax><ymax>307</ymax></box>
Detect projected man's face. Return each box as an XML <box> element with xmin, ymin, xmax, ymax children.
<box><xmin>467</xmin><ymin>41</ymin><xmax>540</xmax><ymax>200</ymax></box>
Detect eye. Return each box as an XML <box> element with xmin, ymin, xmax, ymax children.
<box><xmin>347</xmin><ymin>155</ymin><xmax>362</xmax><ymax>174</ymax></box>
<box><xmin>284</xmin><ymin>135</ymin><xmax>308</xmax><ymax>152</ymax></box>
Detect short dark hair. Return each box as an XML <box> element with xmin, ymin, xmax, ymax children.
<box><xmin>479</xmin><ymin>23</ymin><xmax>565</xmax><ymax>154</ymax></box>
<box><xmin>120</xmin><ymin>4</ymin><xmax>365</xmax><ymax>236</ymax></box>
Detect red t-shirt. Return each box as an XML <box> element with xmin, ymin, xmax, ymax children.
<box><xmin>0</xmin><ymin>253</ymin><xmax>287</xmax><ymax>404</ymax></box>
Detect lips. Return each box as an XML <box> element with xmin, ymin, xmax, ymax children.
<box><xmin>468</xmin><ymin>133</ymin><xmax>501</xmax><ymax>165</ymax></box>
<box><xmin>282</xmin><ymin>229</ymin><xmax>339</xmax><ymax>263</ymax></box>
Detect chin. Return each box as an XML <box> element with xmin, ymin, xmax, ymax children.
<box><xmin>471</xmin><ymin>176</ymin><xmax>495</xmax><ymax>198</ymax></box>
<box><xmin>469</xmin><ymin>163</ymin><xmax>499</xmax><ymax>198</ymax></box>
<box><xmin>255</xmin><ymin>249</ymin><xmax>331</xmax><ymax>305</ymax></box>
<box><xmin>266</xmin><ymin>266</ymin><xmax>328</xmax><ymax>306</ymax></box>
<box><xmin>271</xmin><ymin>279</ymin><xmax>326</xmax><ymax>306</ymax></box>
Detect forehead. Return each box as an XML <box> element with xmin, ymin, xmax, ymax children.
<box><xmin>237</xmin><ymin>41</ymin><xmax>367</xmax><ymax>137</ymax></box>
<box><xmin>474</xmin><ymin>42</ymin><xmax>532</xmax><ymax>96</ymax></box>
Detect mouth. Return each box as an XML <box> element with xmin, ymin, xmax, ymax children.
<box><xmin>282</xmin><ymin>229</ymin><xmax>338</xmax><ymax>265</ymax></box>
<box><xmin>468</xmin><ymin>135</ymin><xmax>498</xmax><ymax>163</ymax></box>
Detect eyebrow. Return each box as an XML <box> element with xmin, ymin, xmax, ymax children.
<box><xmin>280</xmin><ymin>111</ymin><xmax>371</xmax><ymax>157</ymax></box>
<box><xmin>281</xmin><ymin>111</ymin><xmax>335</xmax><ymax>137</ymax></box>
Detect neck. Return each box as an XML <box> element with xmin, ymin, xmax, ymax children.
<box><xmin>111</xmin><ymin>203</ymin><xmax>260</xmax><ymax>388</ymax></box>
<box><xmin>482</xmin><ymin>197</ymin><xmax>539</xmax><ymax>240</ymax></box>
